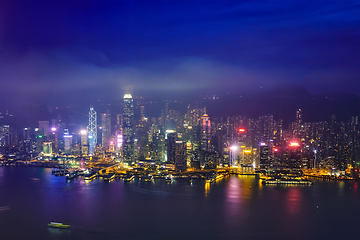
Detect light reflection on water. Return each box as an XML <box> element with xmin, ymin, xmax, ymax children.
<box><xmin>286</xmin><ymin>188</ymin><xmax>301</xmax><ymax>215</ymax></box>
<box><xmin>0</xmin><ymin>167</ymin><xmax>359</xmax><ymax>240</ymax></box>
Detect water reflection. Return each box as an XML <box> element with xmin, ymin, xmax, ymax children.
<box><xmin>286</xmin><ymin>188</ymin><xmax>301</xmax><ymax>215</ymax></box>
<box><xmin>224</xmin><ymin>176</ymin><xmax>242</xmax><ymax>224</ymax></box>
<box><xmin>226</xmin><ymin>176</ymin><xmax>241</xmax><ymax>203</ymax></box>
<box><xmin>48</xmin><ymin>227</ymin><xmax>71</xmax><ymax>237</ymax></box>
<box><xmin>2</xmin><ymin>167</ymin><xmax>359</xmax><ymax>240</ymax></box>
<box><xmin>204</xmin><ymin>182</ymin><xmax>210</xmax><ymax>197</ymax></box>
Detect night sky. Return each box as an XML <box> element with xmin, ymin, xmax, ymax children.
<box><xmin>0</xmin><ymin>0</ymin><xmax>359</xmax><ymax>105</ymax></box>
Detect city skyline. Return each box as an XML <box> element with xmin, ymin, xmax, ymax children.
<box><xmin>1</xmin><ymin>2</ymin><xmax>359</xmax><ymax>239</ymax></box>
<box><xmin>1</xmin><ymin>92</ymin><xmax>359</xmax><ymax>173</ymax></box>
<box><xmin>0</xmin><ymin>0</ymin><xmax>359</xmax><ymax>106</ymax></box>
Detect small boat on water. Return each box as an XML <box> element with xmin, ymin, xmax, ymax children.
<box><xmin>66</xmin><ymin>172</ymin><xmax>78</xmax><ymax>180</ymax></box>
<box><xmin>165</xmin><ymin>175</ymin><xmax>173</xmax><ymax>183</ymax></box>
<box><xmin>48</xmin><ymin>222</ymin><xmax>71</xmax><ymax>229</ymax></box>
<box><xmin>144</xmin><ymin>175</ymin><xmax>153</xmax><ymax>182</ymax></box>
<box><xmin>123</xmin><ymin>175</ymin><xmax>134</xmax><ymax>182</ymax></box>
<box><xmin>84</xmin><ymin>172</ymin><xmax>97</xmax><ymax>180</ymax></box>
<box><xmin>103</xmin><ymin>173</ymin><xmax>115</xmax><ymax>181</ymax></box>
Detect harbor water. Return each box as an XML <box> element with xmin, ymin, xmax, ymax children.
<box><xmin>0</xmin><ymin>167</ymin><xmax>359</xmax><ymax>240</ymax></box>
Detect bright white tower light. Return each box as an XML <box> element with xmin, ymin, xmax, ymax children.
<box><xmin>88</xmin><ymin>106</ymin><xmax>97</xmax><ymax>156</ymax></box>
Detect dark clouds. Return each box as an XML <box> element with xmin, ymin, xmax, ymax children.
<box><xmin>0</xmin><ymin>0</ymin><xmax>359</xmax><ymax>105</ymax></box>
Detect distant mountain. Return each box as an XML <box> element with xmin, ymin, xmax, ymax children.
<box><xmin>205</xmin><ymin>88</ymin><xmax>360</xmax><ymax>125</ymax></box>
<box><xmin>0</xmin><ymin>87</ymin><xmax>359</xmax><ymax>129</ymax></box>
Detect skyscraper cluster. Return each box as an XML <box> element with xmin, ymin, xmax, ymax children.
<box><xmin>0</xmin><ymin>95</ymin><xmax>359</xmax><ymax>173</ymax></box>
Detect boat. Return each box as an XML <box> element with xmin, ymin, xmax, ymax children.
<box><xmin>165</xmin><ymin>175</ymin><xmax>173</xmax><ymax>183</ymax></box>
<box><xmin>205</xmin><ymin>177</ymin><xmax>214</xmax><ymax>183</ymax></box>
<box><xmin>48</xmin><ymin>222</ymin><xmax>71</xmax><ymax>229</ymax></box>
<box><xmin>65</xmin><ymin>172</ymin><xmax>77</xmax><ymax>180</ymax></box>
<box><xmin>103</xmin><ymin>173</ymin><xmax>115</xmax><ymax>181</ymax></box>
<box><xmin>215</xmin><ymin>174</ymin><xmax>224</xmax><ymax>181</ymax></box>
<box><xmin>262</xmin><ymin>178</ymin><xmax>312</xmax><ymax>185</ymax></box>
<box><xmin>84</xmin><ymin>172</ymin><xmax>97</xmax><ymax>180</ymax></box>
<box><xmin>144</xmin><ymin>175</ymin><xmax>153</xmax><ymax>182</ymax></box>
<box><xmin>123</xmin><ymin>175</ymin><xmax>134</xmax><ymax>182</ymax></box>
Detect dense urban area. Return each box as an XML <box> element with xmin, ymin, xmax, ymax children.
<box><xmin>0</xmin><ymin>93</ymin><xmax>359</xmax><ymax>183</ymax></box>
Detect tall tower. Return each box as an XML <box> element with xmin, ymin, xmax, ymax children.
<box><xmin>295</xmin><ymin>109</ymin><xmax>302</xmax><ymax>138</ymax></box>
<box><xmin>175</xmin><ymin>141</ymin><xmax>187</xmax><ymax>170</ymax></box>
<box><xmin>201</xmin><ymin>114</ymin><xmax>211</xmax><ymax>151</ymax></box>
<box><xmin>101</xmin><ymin>109</ymin><xmax>111</xmax><ymax>150</ymax></box>
<box><xmin>38</xmin><ymin>121</ymin><xmax>50</xmax><ymax>138</ymax></box>
<box><xmin>167</xmin><ymin>133</ymin><xmax>176</xmax><ymax>163</ymax></box>
<box><xmin>87</xmin><ymin>106</ymin><xmax>97</xmax><ymax>156</ymax></box>
<box><xmin>259</xmin><ymin>143</ymin><xmax>269</xmax><ymax>169</ymax></box>
<box><xmin>123</xmin><ymin>94</ymin><xmax>134</xmax><ymax>162</ymax></box>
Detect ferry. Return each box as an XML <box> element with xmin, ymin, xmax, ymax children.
<box><xmin>262</xmin><ymin>178</ymin><xmax>312</xmax><ymax>185</ymax></box>
<box><xmin>123</xmin><ymin>175</ymin><xmax>134</xmax><ymax>182</ymax></box>
<box><xmin>144</xmin><ymin>175</ymin><xmax>154</xmax><ymax>182</ymax></box>
<box><xmin>205</xmin><ymin>176</ymin><xmax>214</xmax><ymax>183</ymax></box>
<box><xmin>165</xmin><ymin>175</ymin><xmax>173</xmax><ymax>183</ymax></box>
<box><xmin>84</xmin><ymin>173</ymin><xmax>97</xmax><ymax>180</ymax></box>
<box><xmin>215</xmin><ymin>174</ymin><xmax>224</xmax><ymax>181</ymax></box>
<box><xmin>66</xmin><ymin>172</ymin><xmax>78</xmax><ymax>180</ymax></box>
<box><xmin>48</xmin><ymin>222</ymin><xmax>71</xmax><ymax>229</ymax></box>
<box><xmin>103</xmin><ymin>173</ymin><xmax>115</xmax><ymax>181</ymax></box>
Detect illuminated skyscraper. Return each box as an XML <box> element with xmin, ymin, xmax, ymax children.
<box><xmin>87</xmin><ymin>106</ymin><xmax>97</xmax><ymax>156</ymax></box>
<box><xmin>259</xmin><ymin>143</ymin><xmax>269</xmax><ymax>169</ymax></box>
<box><xmin>167</xmin><ymin>133</ymin><xmax>176</xmax><ymax>163</ymax></box>
<box><xmin>201</xmin><ymin>114</ymin><xmax>211</xmax><ymax>151</ymax></box>
<box><xmin>123</xmin><ymin>94</ymin><xmax>134</xmax><ymax>162</ymax></box>
<box><xmin>42</xmin><ymin>142</ymin><xmax>52</xmax><ymax>156</ymax></box>
<box><xmin>80</xmin><ymin>130</ymin><xmax>88</xmax><ymax>157</ymax></box>
<box><xmin>294</xmin><ymin>109</ymin><xmax>302</xmax><ymax>138</ymax></box>
<box><xmin>175</xmin><ymin>141</ymin><xmax>187</xmax><ymax>170</ymax></box>
<box><xmin>287</xmin><ymin>142</ymin><xmax>302</xmax><ymax>169</ymax></box>
<box><xmin>0</xmin><ymin>125</ymin><xmax>10</xmax><ymax>147</ymax></box>
<box><xmin>38</xmin><ymin>121</ymin><xmax>50</xmax><ymax>138</ymax></box>
<box><xmin>101</xmin><ymin>109</ymin><xmax>111</xmax><ymax>150</ymax></box>
<box><xmin>63</xmin><ymin>134</ymin><xmax>72</xmax><ymax>155</ymax></box>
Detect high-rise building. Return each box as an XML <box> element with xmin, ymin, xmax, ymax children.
<box><xmin>80</xmin><ymin>130</ymin><xmax>88</xmax><ymax>157</ymax></box>
<box><xmin>0</xmin><ymin>125</ymin><xmax>10</xmax><ymax>157</ymax></box>
<box><xmin>259</xmin><ymin>143</ymin><xmax>269</xmax><ymax>169</ymax></box>
<box><xmin>123</xmin><ymin>94</ymin><xmax>134</xmax><ymax>162</ymax></box>
<box><xmin>201</xmin><ymin>114</ymin><xmax>211</xmax><ymax>151</ymax></box>
<box><xmin>101</xmin><ymin>109</ymin><xmax>111</xmax><ymax>150</ymax></box>
<box><xmin>64</xmin><ymin>134</ymin><xmax>72</xmax><ymax>155</ymax></box>
<box><xmin>294</xmin><ymin>109</ymin><xmax>302</xmax><ymax>138</ymax></box>
<box><xmin>42</xmin><ymin>142</ymin><xmax>52</xmax><ymax>156</ymax></box>
<box><xmin>175</xmin><ymin>141</ymin><xmax>187</xmax><ymax>170</ymax></box>
<box><xmin>167</xmin><ymin>133</ymin><xmax>176</xmax><ymax>163</ymax></box>
<box><xmin>87</xmin><ymin>106</ymin><xmax>97</xmax><ymax>156</ymax></box>
<box><xmin>38</xmin><ymin>121</ymin><xmax>50</xmax><ymax>138</ymax></box>
<box><xmin>288</xmin><ymin>142</ymin><xmax>302</xmax><ymax>169</ymax></box>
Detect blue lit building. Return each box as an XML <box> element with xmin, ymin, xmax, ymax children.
<box><xmin>122</xmin><ymin>94</ymin><xmax>134</xmax><ymax>162</ymax></box>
